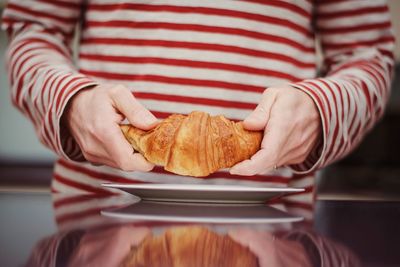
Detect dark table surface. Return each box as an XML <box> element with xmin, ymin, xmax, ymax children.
<box><xmin>0</xmin><ymin>192</ymin><xmax>399</xmax><ymax>267</ymax></box>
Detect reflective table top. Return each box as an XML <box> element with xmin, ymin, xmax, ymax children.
<box><xmin>0</xmin><ymin>192</ymin><xmax>399</xmax><ymax>267</ymax></box>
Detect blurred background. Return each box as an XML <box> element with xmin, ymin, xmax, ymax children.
<box><xmin>0</xmin><ymin>1</ymin><xmax>399</xmax><ymax>196</ymax></box>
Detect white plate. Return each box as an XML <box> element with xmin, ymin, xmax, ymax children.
<box><xmin>102</xmin><ymin>183</ymin><xmax>304</xmax><ymax>204</ymax></box>
<box><xmin>101</xmin><ymin>201</ymin><xmax>304</xmax><ymax>224</ymax></box>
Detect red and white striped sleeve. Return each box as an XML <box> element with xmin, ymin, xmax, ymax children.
<box><xmin>2</xmin><ymin>0</ymin><xmax>98</xmax><ymax>160</ymax></box>
<box><xmin>289</xmin><ymin>0</ymin><xmax>395</xmax><ymax>174</ymax></box>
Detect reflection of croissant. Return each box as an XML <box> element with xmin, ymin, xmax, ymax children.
<box><xmin>121</xmin><ymin>226</ymin><xmax>259</xmax><ymax>267</ymax></box>
<box><xmin>121</xmin><ymin>111</ymin><xmax>262</xmax><ymax>177</ymax></box>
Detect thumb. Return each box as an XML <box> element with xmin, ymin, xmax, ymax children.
<box><xmin>243</xmin><ymin>91</ymin><xmax>276</xmax><ymax>131</ymax></box>
<box><xmin>111</xmin><ymin>86</ymin><xmax>158</xmax><ymax>130</ymax></box>
<box><xmin>128</xmin><ymin>104</ymin><xmax>158</xmax><ymax>130</ymax></box>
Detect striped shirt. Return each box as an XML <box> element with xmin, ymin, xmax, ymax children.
<box><xmin>2</xmin><ymin>0</ymin><xmax>395</xmax><ymax>208</ymax></box>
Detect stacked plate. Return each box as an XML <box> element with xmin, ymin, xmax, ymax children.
<box><xmin>101</xmin><ymin>183</ymin><xmax>304</xmax><ymax>224</ymax></box>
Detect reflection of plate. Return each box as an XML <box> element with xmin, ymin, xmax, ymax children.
<box><xmin>101</xmin><ymin>201</ymin><xmax>304</xmax><ymax>224</ymax></box>
<box><xmin>101</xmin><ymin>183</ymin><xmax>304</xmax><ymax>204</ymax></box>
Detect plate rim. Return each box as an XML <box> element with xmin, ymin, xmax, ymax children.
<box><xmin>100</xmin><ymin>210</ymin><xmax>304</xmax><ymax>224</ymax></box>
<box><xmin>101</xmin><ymin>183</ymin><xmax>304</xmax><ymax>193</ymax></box>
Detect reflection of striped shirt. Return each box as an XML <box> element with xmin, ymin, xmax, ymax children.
<box><xmin>2</xmin><ymin>0</ymin><xmax>394</xmax><ymax>207</ymax></box>
<box><xmin>51</xmin><ymin>193</ymin><xmax>311</xmax><ymax>231</ymax></box>
<box><xmin>26</xmin><ymin>194</ymin><xmax>360</xmax><ymax>267</ymax></box>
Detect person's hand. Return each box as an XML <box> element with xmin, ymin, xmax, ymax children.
<box><xmin>68</xmin><ymin>225</ymin><xmax>151</xmax><ymax>267</ymax></box>
<box><xmin>64</xmin><ymin>84</ymin><xmax>158</xmax><ymax>171</ymax></box>
<box><xmin>230</xmin><ymin>87</ymin><xmax>321</xmax><ymax>175</ymax></box>
<box><xmin>228</xmin><ymin>228</ymin><xmax>312</xmax><ymax>267</ymax></box>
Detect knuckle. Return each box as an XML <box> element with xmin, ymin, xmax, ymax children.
<box><xmin>261</xmin><ymin>90</ymin><xmax>270</xmax><ymax>99</ymax></box>
<box><xmin>264</xmin><ymin>87</ymin><xmax>278</xmax><ymax>94</ymax></box>
<box><xmin>255</xmin><ymin>104</ymin><xmax>268</xmax><ymax>115</ymax></box>
<box><xmin>109</xmin><ymin>84</ymin><xmax>127</xmax><ymax>96</ymax></box>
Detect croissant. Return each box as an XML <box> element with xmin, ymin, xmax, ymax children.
<box><xmin>121</xmin><ymin>226</ymin><xmax>259</xmax><ymax>267</ymax></box>
<box><xmin>120</xmin><ymin>111</ymin><xmax>262</xmax><ymax>177</ymax></box>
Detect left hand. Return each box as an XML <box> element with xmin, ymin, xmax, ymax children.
<box><xmin>230</xmin><ymin>86</ymin><xmax>321</xmax><ymax>175</ymax></box>
<box><xmin>68</xmin><ymin>226</ymin><xmax>150</xmax><ymax>267</ymax></box>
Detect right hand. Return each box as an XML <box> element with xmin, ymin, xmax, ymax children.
<box><xmin>229</xmin><ymin>228</ymin><xmax>313</xmax><ymax>267</ymax></box>
<box><xmin>64</xmin><ymin>84</ymin><xmax>158</xmax><ymax>171</ymax></box>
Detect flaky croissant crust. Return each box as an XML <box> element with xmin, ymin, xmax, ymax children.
<box><xmin>121</xmin><ymin>111</ymin><xmax>262</xmax><ymax>177</ymax></box>
<box><xmin>121</xmin><ymin>226</ymin><xmax>259</xmax><ymax>267</ymax></box>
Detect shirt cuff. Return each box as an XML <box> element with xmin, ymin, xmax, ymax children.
<box><xmin>54</xmin><ymin>75</ymin><xmax>98</xmax><ymax>161</ymax></box>
<box><xmin>288</xmin><ymin>80</ymin><xmax>329</xmax><ymax>174</ymax></box>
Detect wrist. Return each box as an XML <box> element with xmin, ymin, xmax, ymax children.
<box><xmin>59</xmin><ymin>84</ymin><xmax>97</xmax><ymax>161</ymax></box>
<box><xmin>62</xmin><ymin>85</ymin><xmax>97</xmax><ymax>129</ymax></box>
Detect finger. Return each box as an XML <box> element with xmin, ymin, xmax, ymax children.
<box><xmin>85</xmin><ymin>151</ymin><xmax>152</xmax><ymax>171</ymax></box>
<box><xmin>101</xmin><ymin>124</ymin><xmax>155</xmax><ymax>172</ymax></box>
<box><xmin>84</xmin><ymin>153</ymin><xmax>120</xmax><ymax>169</ymax></box>
<box><xmin>229</xmin><ymin>228</ymin><xmax>274</xmax><ymax>245</ymax></box>
<box><xmin>110</xmin><ymin>86</ymin><xmax>158</xmax><ymax>130</ymax></box>
<box><xmin>228</xmin><ymin>228</ymin><xmax>256</xmax><ymax>245</ymax></box>
<box><xmin>131</xmin><ymin>228</ymin><xmax>152</xmax><ymax>245</ymax></box>
<box><xmin>130</xmin><ymin>153</ymin><xmax>155</xmax><ymax>172</ymax></box>
<box><xmin>230</xmin><ymin>149</ymin><xmax>272</xmax><ymax>176</ymax></box>
<box><xmin>230</xmin><ymin>123</ymin><xmax>289</xmax><ymax>175</ymax></box>
<box><xmin>228</xmin><ymin>228</ymin><xmax>276</xmax><ymax>260</ymax></box>
<box><xmin>243</xmin><ymin>90</ymin><xmax>277</xmax><ymax>131</ymax></box>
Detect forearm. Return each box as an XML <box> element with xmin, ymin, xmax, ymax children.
<box><xmin>2</xmin><ymin>1</ymin><xmax>97</xmax><ymax>159</ymax></box>
<box><xmin>289</xmin><ymin>0</ymin><xmax>395</xmax><ymax>173</ymax></box>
